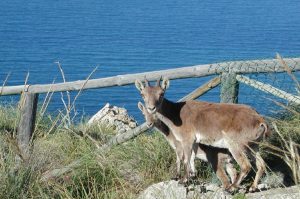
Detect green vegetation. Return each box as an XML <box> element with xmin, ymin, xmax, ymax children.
<box><xmin>262</xmin><ymin>105</ymin><xmax>300</xmax><ymax>185</ymax></box>
<box><xmin>0</xmin><ymin>100</ymin><xmax>299</xmax><ymax>198</ymax></box>
<box><xmin>0</xmin><ymin>104</ymin><xmax>178</xmax><ymax>199</ymax></box>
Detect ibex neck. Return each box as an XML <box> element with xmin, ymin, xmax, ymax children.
<box><xmin>160</xmin><ymin>98</ymin><xmax>176</xmax><ymax>112</ymax></box>
<box><xmin>154</xmin><ymin>120</ymin><xmax>170</xmax><ymax>136</ymax></box>
<box><xmin>159</xmin><ymin>98</ymin><xmax>184</xmax><ymax>126</ymax></box>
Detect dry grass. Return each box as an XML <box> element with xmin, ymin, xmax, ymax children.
<box><xmin>259</xmin><ymin>55</ymin><xmax>300</xmax><ymax>186</ymax></box>
<box><xmin>262</xmin><ymin>110</ymin><xmax>300</xmax><ymax>185</ymax></box>
<box><xmin>0</xmin><ymin>103</ymin><xmax>178</xmax><ymax>199</ymax></box>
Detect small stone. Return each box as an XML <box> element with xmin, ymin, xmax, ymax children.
<box><xmin>257</xmin><ymin>183</ymin><xmax>270</xmax><ymax>191</ymax></box>
<box><xmin>205</xmin><ymin>183</ymin><xmax>220</xmax><ymax>192</ymax></box>
<box><xmin>118</xmin><ymin>129</ymin><xmax>126</xmax><ymax>134</ymax></box>
<box><xmin>261</xmin><ymin>172</ymin><xmax>284</xmax><ymax>188</ymax></box>
<box><xmin>129</xmin><ymin>121</ymin><xmax>137</xmax><ymax>128</ymax></box>
<box><xmin>238</xmin><ymin>187</ymin><xmax>247</xmax><ymax>194</ymax></box>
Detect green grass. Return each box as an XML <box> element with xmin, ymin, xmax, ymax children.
<box><xmin>0</xmin><ymin>101</ymin><xmax>299</xmax><ymax>198</ymax></box>
<box><xmin>0</xmin><ymin>105</ymin><xmax>178</xmax><ymax>199</ymax></box>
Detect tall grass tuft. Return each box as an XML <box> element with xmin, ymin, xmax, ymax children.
<box><xmin>263</xmin><ymin>112</ymin><xmax>300</xmax><ymax>185</ymax></box>
<box><xmin>262</xmin><ymin>55</ymin><xmax>300</xmax><ymax>186</ymax></box>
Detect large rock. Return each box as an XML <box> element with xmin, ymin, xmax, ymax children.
<box><xmin>138</xmin><ymin>181</ymin><xmax>232</xmax><ymax>199</ymax></box>
<box><xmin>138</xmin><ymin>181</ymin><xmax>300</xmax><ymax>199</ymax></box>
<box><xmin>87</xmin><ymin>103</ymin><xmax>137</xmax><ymax>134</ymax></box>
<box><xmin>246</xmin><ymin>185</ymin><xmax>300</xmax><ymax>199</ymax></box>
<box><xmin>138</xmin><ymin>180</ymin><xmax>187</xmax><ymax>199</ymax></box>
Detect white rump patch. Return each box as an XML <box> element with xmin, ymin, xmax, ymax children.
<box><xmin>212</xmin><ymin>138</ymin><xmax>228</xmax><ymax>148</ymax></box>
<box><xmin>195</xmin><ymin>133</ymin><xmax>203</xmax><ymax>143</ymax></box>
<box><xmin>195</xmin><ymin>152</ymin><xmax>208</xmax><ymax>161</ymax></box>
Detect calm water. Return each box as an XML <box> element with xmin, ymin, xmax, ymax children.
<box><xmin>1</xmin><ymin>0</ymin><xmax>300</xmax><ymax>122</ymax></box>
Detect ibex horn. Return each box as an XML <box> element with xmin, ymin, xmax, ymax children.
<box><xmin>144</xmin><ymin>76</ymin><xmax>150</xmax><ymax>87</ymax></box>
<box><xmin>156</xmin><ymin>76</ymin><xmax>162</xmax><ymax>86</ymax></box>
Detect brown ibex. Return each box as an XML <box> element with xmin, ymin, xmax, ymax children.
<box><xmin>138</xmin><ymin>102</ymin><xmax>237</xmax><ymax>189</ymax></box>
<box><xmin>135</xmin><ymin>77</ymin><xmax>270</xmax><ymax>192</ymax></box>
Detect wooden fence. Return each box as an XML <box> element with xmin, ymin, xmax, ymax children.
<box><xmin>1</xmin><ymin>56</ymin><xmax>300</xmax><ymax>180</ymax></box>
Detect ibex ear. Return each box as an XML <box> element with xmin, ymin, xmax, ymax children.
<box><xmin>161</xmin><ymin>78</ymin><xmax>170</xmax><ymax>90</ymax></box>
<box><xmin>135</xmin><ymin>79</ymin><xmax>144</xmax><ymax>92</ymax></box>
<box><xmin>137</xmin><ymin>101</ymin><xmax>145</xmax><ymax>111</ymax></box>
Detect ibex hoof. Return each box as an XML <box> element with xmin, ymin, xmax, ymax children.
<box><xmin>225</xmin><ymin>184</ymin><xmax>239</xmax><ymax>194</ymax></box>
<box><xmin>190</xmin><ymin>171</ymin><xmax>196</xmax><ymax>178</ymax></box>
<box><xmin>223</xmin><ymin>184</ymin><xmax>231</xmax><ymax>191</ymax></box>
<box><xmin>178</xmin><ymin>178</ymin><xmax>187</xmax><ymax>184</ymax></box>
<box><xmin>180</xmin><ymin>178</ymin><xmax>197</xmax><ymax>187</ymax></box>
<box><xmin>248</xmin><ymin>186</ymin><xmax>258</xmax><ymax>193</ymax></box>
<box><xmin>171</xmin><ymin>175</ymin><xmax>180</xmax><ymax>181</ymax></box>
<box><xmin>178</xmin><ymin>178</ymin><xmax>191</xmax><ymax>186</ymax></box>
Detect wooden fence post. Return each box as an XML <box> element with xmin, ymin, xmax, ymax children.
<box><xmin>17</xmin><ymin>92</ymin><xmax>39</xmax><ymax>160</ymax></box>
<box><xmin>220</xmin><ymin>72</ymin><xmax>239</xmax><ymax>103</ymax></box>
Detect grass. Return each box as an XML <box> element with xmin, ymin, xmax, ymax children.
<box><xmin>0</xmin><ymin>65</ymin><xmax>182</xmax><ymax>198</ymax></box>
<box><xmin>262</xmin><ymin>106</ymin><xmax>300</xmax><ymax>186</ymax></box>
<box><xmin>1</xmin><ymin>104</ymin><xmax>299</xmax><ymax>199</ymax></box>
<box><xmin>0</xmin><ymin>104</ymin><xmax>179</xmax><ymax>199</ymax></box>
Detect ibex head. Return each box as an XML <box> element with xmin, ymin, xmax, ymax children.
<box><xmin>137</xmin><ymin>102</ymin><xmax>156</xmax><ymax>128</ymax></box>
<box><xmin>135</xmin><ymin>77</ymin><xmax>169</xmax><ymax>114</ymax></box>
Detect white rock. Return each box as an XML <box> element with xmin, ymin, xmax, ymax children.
<box><xmin>139</xmin><ymin>181</ymin><xmax>300</xmax><ymax>199</ymax></box>
<box><xmin>205</xmin><ymin>183</ymin><xmax>220</xmax><ymax>192</ymax></box>
<box><xmin>88</xmin><ymin>103</ymin><xmax>137</xmax><ymax>133</ymax></box>
<box><xmin>87</xmin><ymin>103</ymin><xmax>110</xmax><ymax>124</ymax></box>
<box><xmin>257</xmin><ymin>183</ymin><xmax>270</xmax><ymax>191</ymax></box>
<box><xmin>138</xmin><ymin>181</ymin><xmax>232</xmax><ymax>199</ymax></box>
<box><xmin>246</xmin><ymin>185</ymin><xmax>300</xmax><ymax>199</ymax></box>
<box><xmin>138</xmin><ymin>180</ymin><xmax>187</xmax><ymax>199</ymax></box>
<box><xmin>261</xmin><ymin>172</ymin><xmax>284</xmax><ymax>188</ymax></box>
<box><xmin>204</xmin><ymin>189</ymin><xmax>233</xmax><ymax>199</ymax></box>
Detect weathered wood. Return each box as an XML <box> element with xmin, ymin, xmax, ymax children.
<box><xmin>236</xmin><ymin>75</ymin><xmax>300</xmax><ymax>104</ymax></box>
<box><xmin>179</xmin><ymin>76</ymin><xmax>221</xmax><ymax>102</ymax></box>
<box><xmin>17</xmin><ymin>92</ymin><xmax>39</xmax><ymax>160</ymax></box>
<box><xmin>1</xmin><ymin>58</ymin><xmax>300</xmax><ymax>96</ymax></box>
<box><xmin>40</xmin><ymin>158</ymin><xmax>88</xmax><ymax>182</ymax></box>
<box><xmin>220</xmin><ymin>72</ymin><xmax>239</xmax><ymax>103</ymax></box>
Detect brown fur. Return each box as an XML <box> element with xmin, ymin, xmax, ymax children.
<box><xmin>135</xmin><ymin>77</ymin><xmax>270</xmax><ymax>192</ymax></box>
<box><xmin>138</xmin><ymin>102</ymin><xmax>237</xmax><ymax>188</ymax></box>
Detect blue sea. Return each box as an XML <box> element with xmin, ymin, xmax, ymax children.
<box><xmin>1</xmin><ymin>0</ymin><xmax>300</xmax><ymax>122</ymax></box>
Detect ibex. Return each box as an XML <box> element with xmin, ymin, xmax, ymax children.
<box><xmin>138</xmin><ymin>102</ymin><xmax>237</xmax><ymax>189</ymax></box>
<box><xmin>135</xmin><ymin>77</ymin><xmax>270</xmax><ymax>192</ymax></box>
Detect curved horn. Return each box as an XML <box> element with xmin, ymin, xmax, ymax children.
<box><xmin>156</xmin><ymin>76</ymin><xmax>162</xmax><ymax>86</ymax></box>
<box><xmin>144</xmin><ymin>76</ymin><xmax>150</xmax><ymax>87</ymax></box>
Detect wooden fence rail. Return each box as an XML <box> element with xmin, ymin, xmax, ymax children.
<box><xmin>236</xmin><ymin>75</ymin><xmax>300</xmax><ymax>104</ymax></box>
<box><xmin>1</xmin><ymin>58</ymin><xmax>300</xmax><ymax>96</ymax></box>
